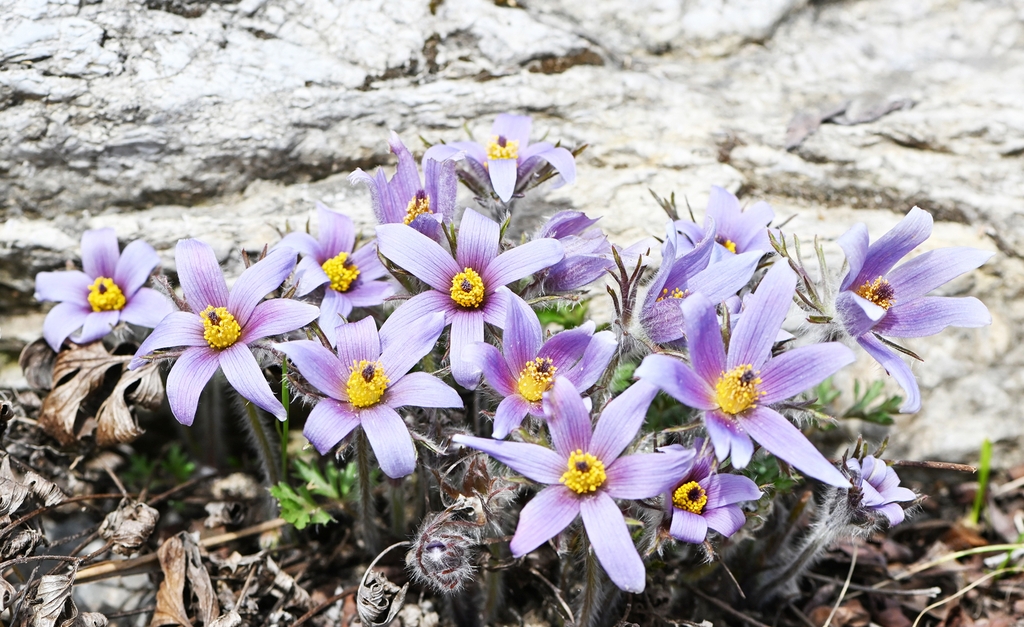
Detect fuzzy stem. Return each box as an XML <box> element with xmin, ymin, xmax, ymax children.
<box><xmin>278</xmin><ymin>359</ymin><xmax>291</xmax><ymax>483</ymax></box>
<box><xmin>388</xmin><ymin>479</ymin><xmax>405</xmax><ymax>537</ymax></box>
<box><xmin>356</xmin><ymin>429</ymin><xmax>380</xmax><ymax>553</ymax></box>
<box><xmin>243</xmin><ymin>401</ymin><xmax>281</xmax><ymax>488</ymax></box>
<box><xmin>482</xmin><ymin>544</ymin><xmax>504</xmax><ymax>623</ymax></box>
<box><xmin>576</xmin><ymin>531</ymin><xmax>606</xmax><ymax>627</ymax></box>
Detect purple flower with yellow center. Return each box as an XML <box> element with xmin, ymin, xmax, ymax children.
<box><xmin>276</xmin><ymin>313</ymin><xmax>461</xmax><ymax>478</ymax></box>
<box><xmin>35</xmin><ymin>229</ymin><xmax>174</xmax><ymax>351</ymax></box>
<box><xmin>350</xmin><ymin>132</ymin><xmax>459</xmax><ymax>241</ymax></box>
<box><xmin>640</xmin><ymin>219</ymin><xmax>761</xmax><ymax>345</ymax></box>
<box><xmin>454</xmin><ymin>378</ymin><xmax>693</xmax><ymax>593</ymax></box>
<box><xmin>835</xmin><ymin>207</ymin><xmax>993</xmax><ymax>413</ymax></box>
<box><xmin>129</xmin><ymin>240</ymin><xmax>319</xmax><ymax>425</ymax></box>
<box><xmin>462</xmin><ymin>294</ymin><xmax>616</xmax><ymax>438</ymax></box>
<box><xmin>675</xmin><ymin>186</ymin><xmax>775</xmax><ymax>261</ymax></box>
<box><xmin>659</xmin><ymin>440</ymin><xmax>761</xmax><ymax>544</ymax></box>
<box><xmin>845</xmin><ymin>455</ymin><xmax>915</xmax><ymax>526</ymax></box>
<box><xmin>424</xmin><ymin>114</ymin><xmax>576</xmax><ymax>203</ymax></box>
<box><xmin>635</xmin><ymin>263</ymin><xmax>854</xmax><ymax>487</ymax></box>
<box><xmin>277</xmin><ymin>203</ymin><xmax>394</xmax><ymax>344</ymax></box>
<box><xmin>376</xmin><ymin>208</ymin><xmax>563</xmax><ymax>388</ymax></box>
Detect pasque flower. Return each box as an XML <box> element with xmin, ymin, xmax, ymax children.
<box><xmin>130</xmin><ymin>240</ymin><xmax>319</xmax><ymax>425</ymax></box>
<box><xmin>845</xmin><ymin>455</ymin><xmax>915</xmax><ymax>526</ymax></box>
<box><xmin>674</xmin><ymin>186</ymin><xmax>775</xmax><ymax>261</ymax></box>
<box><xmin>533</xmin><ymin>211</ymin><xmax>613</xmax><ymax>292</ymax></box>
<box><xmin>462</xmin><ymin>294</ymin><xmax>615</xmax><ymax>438</ymax></box>
<box><xmin>424</xmin><ymin>114</ymin><xmax>576</xmax><ymax>203</ymax></box>
<box><xmin>636</xmin><ymin>263</ymin><xmax>854</xmax><ymax>487</ymax></box>
<box><xmin>277</xmin><ymin>203</ymin><xmax>394</xmax><ymax>344</ymax></box>
<box><xmin>350</xmin><ymin>132</ymin><xmax>459</xmax><ymax>241</ymax></box>
<box><xmin>277</xmin><ymin>313</ymin><xmax>461</xmax><ymax>478</ymax></box>
<box><xmin>35</xmin><ymin>228</ymin><xmax>174</xmax><ymax>351</ymax></box>
<box><xmin>454</xmin><ymin>378</ymin><xmax>693</xmax><ymax>593</ymax></box>
<box><xmin>834</xmin><ymin>207</ymin><xmax>993</xmax><ymax>412</ymax></box>
<box><xmin>376</xmin><ymin>208</ymin><xmax>563</xmax><ymax>388</ymax></box>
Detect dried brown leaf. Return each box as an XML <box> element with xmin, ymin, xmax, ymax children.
<box><xmin>0</xmin><ymin>576</ymin><xmax>16</xmax><ymax>613</ymax></box>
<box><xmin>98</xmin><ymin>500</ymin><xmax>159</xmax><ymax>556</ymax></box>
<box><xmin>23</xmin><ymin>471</ymin><xmax>66</xmax><ymax>507</ymax></box>
<box><xmin>64</xmin><ymin>613</ymin><xmax>108</xmax><ymax>627</ymax></box>
<box><xmin>151</xmin><ymin>532</ymin><xmax>220</xmax><ymax>627</ymax></box>
<box><xmin>1</xmin><ymin>528</ymin><xmax>43</xmax><ymax>560</ymax></box>
<box><xmin>0</xmin><ymin>476</ymin><xmax>31</xmax><ymax>526</ymax></box>
<box><xmin>39</xmin><ymin>343</ymin><xmax>128</xmax><ymax>446</ymax></box>
<box><xmin>95</xmin><ymin>361</ymin><xmax>163</xmax><ymax>446</ymax></box>
<box><xmin>207</xmin><ymin>612</ymin><xmax>241</xmax><ymax>627</ymax></box>
<box><xmin>19</xmin><ymin>339</ymin><xmax>57</xmax><ymax>390</ymax></box>
<box><xmin>29</xmin><ymin>571</ymin><xmax>76</xmax><ymax>627</ymax></box>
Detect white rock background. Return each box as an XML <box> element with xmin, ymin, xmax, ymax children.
<box><xmin>1</xmin><ymin>0</ymin><xmax>1021</xmax><ymax>466</ymax></box>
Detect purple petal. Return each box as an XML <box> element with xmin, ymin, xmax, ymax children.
<box><xmin>423</xmin><ymin>156</ymin><xmax>458</xmax><ymax>220</ymax></box>
<box><xmin>705</xmin><ymin>474</ymin><xmax>761</xmax><ymax>509</ymax></box>
<box><xmin>705</xmin><ymin>187</ymin><xmax>741</xmax><ymax>236</ymax></box>
<box><xmin>483</xmin><ymin>238</ymin><xmax>564</xmax><ymax>289</ymax></box>
<box><xmin>387</xmin><ymin>133</ymin><xmax>423</xmax><ymax>211</ymax></box>
<box><xmin>317</xmin><ymin>203</ymin><xmax>356</xmax><ymax>257</ymax></box>
<box><xmin>238</xmin><ymin>298</ymin><xmax>319</xmax><ymax>344</ymax></box>
<box><xmin>537</xmin><ymin>324</ymin><xmax>590</xmax><ymax>373</ymax></box>
<box><xmin>382</xmin><ymin>290</ymin><xmax>453</xmax><ymax>333</ymax></box>
<box><xmin>130</xmin><ymin>311</ymin><xmax>207</xmax><ymax>368</ymax></box>
<box><xmin>425</xmin><ymin>141</ymin><xmax>486</xmax><ymax>164</ymax></box>
<box><xmin>320</xmin><ymin>292</ymin><xmax>353</xmax><ymax>346</ymax></box>
<box><xmin>509</xmin><ymin>485</ymin><xmax>579</xmax><ymax>557</ymax></box>
<box><xmin>277</xmin><ymin>340</ymin><xmax>346</xmax><ymax>401</ymax></box>
<box><xmin>733</xmin><ymin>201</ymin><xmax>775</xmax><ymax>252</ymax></box>
<box><xmin>449</xmin><ymin>310</ymin><xmax>485</xmax><ymax>389</ymax></box>
<box><xmin>293</xmin><ymin>256</ymin><xmax>329</xmax><ymax>297</ymax></box>
<box><xmin>580</xmin><ymin>492</ymin><xmax>646</xmax><ymax>593</ymax></box>
<box><xmin>704</xmin><ymin>506</ymin><xmax>747</xmax><ymax>538</ymax></box>
<box><xmin>491</xmin><ymin>114</ymin><xmax>532</xmax><ymax>147</ymax></box>
<box><xmin>77</xmin><ymin>310</ymin><xmax>119</xmax><ymax>343</ymax></box>
<box><xmin>590</xmin><ymin>380</ymin><xmax>658</xmax><ymax>463</ymax></box>
<box><xmin>886</xmin><ymin>247</ymin><xmax>993</xmax><ymax>301</ymax></box>
<box><xmin>43</xmin><ymin>302</ymin><xmax>91</xmax><ymax>351</ymax></box>
<box><xmin>380</xmin><ymin>311</ymin><xmax>445</xmax><ymax>380</ymax></box>
<box><xmin>877</xmin><ymin>502</ymin><xmax>906</xmax><ymax>526</ymax></box>
<box><xmin>759</xmin><ymin>343</ymin><xmax>856</xmax><ymax>404</ymax></box>
<box><xmin>228</xmin><ymin>248</ymin><xmax>296</xmax><ymax>326</ymax></box>
<box><xmin>488</xmin><ymin>158</ymin><xmax>518</xmax><ymax>203</ymax></box>
<box><xmin>743</xmin><ymin>406</ymin><xmax>849</xmax><ymax>487</ymax></box>
<box><xmin>351</xmin><ymin>242</ymin><xmax>388</xmax><ymax>280</ymax></box>
<box><xmin>303</xmin><ymin>398</ymin><xmax>360</xmax><ymax>454</ymax></box>
<box><xmin>120</xmin><ymin>287</ymin><xmax>174</xmax><ymax>328</ymax></box>
<box><xmin>360</xmin><ymin>404</ymin><xmax>416</xmax><ymax>478</ymax></box>
<box><xmin>492</xmin><ymin>395</ymin><xmax>533</xmax><ymax>439</ymax></box>
<box><xmin>705</xmin><ymin>411</ymin><xmax>752</xmax><ymax>467</ymax></box>
<box><xmin>277</xmin><ymin>231</ymin><xmax>322</xmax><ymax>259</ymax></box>
<box><xmin>350</xmin><ymin>167</ymin><xmax>402</xmax><ymax>225</ymax></box>
<box><xmin>482</xmin><ymin>286</ymin><xmax>512</xmax><ymax>326</ymax></box>
<box><xmin>81</xmin><ymin>228</ymin><xmax>120</xmax><ymax>279</ymax></box>
<box><xmin>113</xmin><ymin>240</ymin><xmax>160</xmax><ymax>297</ymax></box>
<box><xmin>728</xmin><ymin>262</ymin><xmax>795</xmax><ymax>370</ymax></box>
<box><xmin>682</xmin><ymin>294</ymin><xmax>727</xmax><ymax>384</ymax></box>
<box><xmin>333</xmin><ymin>316</ymin><xmax>382</xmax><ymax>368</ymax></box>
<box><xmin>857</xmin><ymin>333</ymin><xmax>920</xmax><ymax>413</ymax></box>
<box><xmin>634</xmin><ymin>354</ymin><xmax>716</xmax><ymax>410</ymax></box>
<box><xmin>176</xmin><ymin>239</ymin><xmax>229</xmax><ymax>310</ymax></box>
<box><xmin>376</xmin><ymin>224</ymin><xmax>460</xmax><ymax>291</ymax></box>
<box><xmin>605</xmin><ymin>449</ymin><xmax>693</xmax><ymax>498</ymax></box>
<box><xmin>453</xmin><ymin>434</ymin><xmax>564</xmax><ymax>484</ymax></box>
<box><xmin>502</xmin><ymin>295</ymin><xmax>543</xmax><ymax>375</ymax></box>
<box><xmin>455</xmin><ymin>209</ymin><xmax>500</xmax><ymax>272</ymax></box>
<box><xmin>670</xmin><ymin>509</ymin><xmax>708</xmax><ymax>544</ymax></box>
<box><xmin>561</xmin><ymin>330</ymin><xmax>615</xmax><ymax>391</ymax></box>
<box><xmin>35</xmin><ymin>270</ymin><xmax>91</xmax><ymax>306</ymax></box>
<box><xmin>859</xmin><ymin>207</ymin><xmax>933</xmax><ymax>284</ymax></box>
<box><xmin>541</xmin><ymin>377</ymin><xmax>593</xmax><ymax>458</ymax></box>
<box><xmin>463</xmin><ymin>342</ymin><xmax>516</xmax><ymax>397</ymax></box>
<box><xmin>836</xmin><ymin>290</ymin><xmax>886</xmax><ymax>337</ymax></box>
<box><xmin>875</xmin><ymin>296</ymin><xmax>991</xmax><ymax>338</ymax></box>
<box><xmin>529</xmin><ymin>145</ymin><xmax>576</xmax><ymax>187</ymax></box>
<box><xmin>346</xmin><ymin>280</ymin><xmax>394</xmax><ymax>307</ymax></box>
<box><xmin>385</xmin><ymin>372</ymin><xmax>462</xmax><ymax>409</ymax></box>
<box><xmin>220</xmin><ymin>343</ymin><xmax>285</xmax><ymax>420</ymax></box>
<box><xmin>838</xmin><ymin>223</ymin><xmax>870</xmax><ymax>291</ymax></box>
<box><xmin>687</xmin><ymin>250</ymin><xmax>761</xmax><ymax>305</ymax></box>
<box><xmin>166</xmin><ymin>347</ymin><xmax>220</xmax><ymax>426</ymax></box>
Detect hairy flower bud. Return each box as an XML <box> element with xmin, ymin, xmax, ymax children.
<box><xmin>406</xmin><ymin>511</ymin><xmax>479</xmax><ymax>594</ymax></box>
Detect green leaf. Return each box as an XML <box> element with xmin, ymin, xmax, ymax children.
<box><xmin>609</xmin><ymin>362</ymin><xmax>637</xmax><ymax>394</ymax></box>
<box><xmin>536</xmin><ymin>302</ymin><xmax>590</xmax><ymax>330</ymax></box>
<box><xmin>294</xmin><ymin>459</ymin><xmax>340</xmax><ymax>500</ymax></box>
<box><xmin>270</xmin><ymin>482</ymin><xmax>335</xmax><ymax>530</ymax></box>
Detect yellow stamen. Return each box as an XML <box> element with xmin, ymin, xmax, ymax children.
<box><xmin>87</xmin><ymin>277</ymin><xmax>126</xmax><ymax>312</ymax></box>
<box><xmin>201</xmin><ymin>306</ymin><xmax>242</xmax><ymax>350</ymax></box>
<box><xmin>655</xmin><ymin>287</ymin><xmax>689</xmax><ymax>302</ymax></box>
<box><xmin>719</xmin><ymin>238</ymin><xmax>737</xmax><ymax>254</ymax></box>
<box><xmin>516</xmin><ymin>357</ymin><xmax>557</xmax><ymax>402</ymax></box>
<box><xmin>403</xmin><ymin>191</ymin><xmax>432</xmax><ymax>225</ymax></box>
<box><xmin>345</xmin><ymin>359</ymin><xmax>389</xmax><ymax>408</ymax></box>
<box><xmin>855</xmin><ymin>276</ymin><xmax>896</xmax><ymax>310</ymax></box>
<box><xmin>672</xmin><ymin>481</ymin><xmax>708</xmax><ymax>514</ymax></box>
<box><xmin>714</xmin><ymin>364</ymin><xmax>765</xmax><ymax>415</ymax></box>
<box><xmin>449</xmin><ymin>267</ymin><xmax>485</xmax><ymax>308</ymax></box>
<box><xmin>560</xmin><ymin>450</ymin><xmax>606</xmax><ymax>495</ymax></box>
<box><xmin>321</xmin><ymin>252</ymin><xmax>360</xmax><ymax>293</ymax></box>
<box><xmin>486</xmin><ymin>136</ymin><xmax>519</xmax><ymax>161</ymax></box>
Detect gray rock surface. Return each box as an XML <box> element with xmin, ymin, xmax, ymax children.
<box><xmin>2</xmin><ymin>0</ymin><xmax>1021</xmax><ymax>466</ymax></box>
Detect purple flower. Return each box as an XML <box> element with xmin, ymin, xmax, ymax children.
<box><xmin>635</xmin><ymin>263</ymin><xmax>854</xmax><ymax>487</ymax></box>
<box><xmin>846</xmin><ymin>455</ymin><xmax>915</xmax><ymax>526</ymax></box>
<box><xmin>129</xmin><ymin>240</ymin><xmax>319</xmax><ymax>425</ymax></box>
<box><xmin>675</xmin><ymin>186</ymin><xmax>775</xmax><ymax>261</ymax></box>
<box><xmin>277</xmin><ymin>314</ymin><xmax>461</xmax><ymax>479</ymax></box>
<box><xmin>835</xmin><ymin>207</ymin><xmax>993</xmax><ymax>413</ymax></box>
<box><xmin>533</xmin><ymin>211</ymin><xmax>615</xmax><ymax>292</ymax></box>
<box><xmin>35</xmin><ymin>228</ymin><xmax>174</xmax><ymax>351</ymax></box>
<box><xmin>463</xmin><ymin>294</ymin><xmax>616</xmax><ymax>438</ymax></box>
<box><xmin>640</xmin><ymin>219</ymin><xmax>760</xmax><ymax>345</ymax></box>
<box><xmin>277</xmin><ymin>203</ymin><xmax>394</xmax><ymax>344</ymax></box>
<box><xmin>454</xmin><ymin>378</ymin><xmax>693</xmax><ymax>592</ymax></box>
<box><xmin>424</xmin><ymin>114</ymin><xmax>576</xmax><ymax>203</ymax></box>
<box><xmin>376</xmin><ymin>208</ymin><xmax>564</xmax><ymax>388</ymax></box>
<box><xmin>349</xmin><ymin>132</ymin><xmax>459</xmax><ymax>241</ymax></box>
<box><xmin>660</xmin><ymin>441</ymin><xmax>761</xmax><ymax>544</ymax></box>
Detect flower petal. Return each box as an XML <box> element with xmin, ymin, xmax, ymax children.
<box><xmin>317</xmin><ymin>203</ymin><xmax>356</xmax><ymax>256</ymax></box>
<box><xmin>634</xmin><ymin>354</ymin><xmax>716</xmax><ymax>410</ymax></box>
<box><xmin>838</xmin><ymin>223</ymin><xmax>870</xmax><ymax>291</ymax></box>
<box><xmin>590</xmin><ymin>380</ymin><xmax>658</xmax><ymax>463</ymax></box>
<box><xmin>501</xmin><ymin>292</ymin><xmax>543</xmax><ymax>373</ymax></box>
<box><xmin>704</xmin><ymin>411</ymin><xmax>751</xmax><ymax>467</ymax></box>
<box><xmin>387</xmin><ymin>133</ymin><xmax>422</xmax><ymax>211</ymax></box>
<box><xmin>424</xmin><ymin>141</ymin><xmax>486</xmax><ymax>164</ymax></box>
<box><xmin>687</xmin><ymin>250</ymin><xmax>761</xmax><ymax>305</ymax></box>
<box><xmin>483</xmin><ymin>238</ymin><xmax>564</xmax><ymax>288</ymax></box>
<box><xmin>463</xmin><ymin>341</ymin><xmax>516</xmax><ymax>397</ymax></box>
<box><xmin>489</xmin><ymin>158</ymin><xmax>519</xmax><ymax>202</ymax></box>
<box><xmin>380</xmin><ymin>310</ymin><xmax>445</xmax><ymax>380</ymax></box>
<box><xmin>492</xmin><ymin>395</ymin><xmax>533</xmax><ymax>439</ymax></box>
<box><xmin>528</xmin><ymin>145</ymin><xmax>576</xmax><ymax>187</ymax></box>
<box><xmin>360</xmin><ymin>404</ymin><xmax>416</xmax><ymax>478</ymax></box>
<box><xmin>220</xmin><ymin>343</ymin><xmax>285</xmax><ymax>420</ymax></box>
<box><xmin>113</xmin><ymin>240</ymin><xmax>160</xmax><ymax>297</ymax></box>
<box><xmin>176</xmin><ymin>239</ymin><xmax>229</xmax><ymax>310</ymax></box>
<box><xmin>560</xmin><ymin>329</ymin><xmax>615</xmax><ymax>391</ymax></box>
<box><xmin>317</xmin><ymin>291</ymin><xmax>351</xmax><ymax>346</ymax></box>
<box><xmin>292</xmin><ymin>256</ymin><xmax>328</xmax><ymax>297</ymax></box>
<box><xmin>376</xmin><ymin>224</ymin><xmax>460</xmax><ymax>291</ymax></box>
<box><xmin>43</xmin><ymin>302</ymin><xmax>91</xmax><ymax>351</ymax></box>
<box><xmin>580</xmin><ymin>492</ymin><xmax>646</xmax><ymax>593</ymax></box>
<box><xmin>120</xmin><ymin>287</ymin><xmax>174</xmax><ymax>328</ymax></box>
<box><xmin>35</xmin><ymin>270</ymin><xmax>91</xmax><ymax>306</ymax></box>
<box><xmin>541</xmin><ymin>377</ymin><xmax>593</xmax><ymax>458</ymax></box>
<box><xmin>875</xmin><ymin>296</ymin><xmax>991</xmax><ymax>338</ymax></box>
<box><xmin>859</xmin><ymin>207</ymin><xmax>933</xmax><ymax>284</ymax></box>
<box><xmin>682</xmin><ymin>294</ymin><xmax>727</xmax><ymax>384</ymax></box>
<box><xmin>759</xmin><ymin>343</ymin><xmax>855</xmax><ymax>405</ymax></box>
<box><xmin>333</xmin><ymin>316</ymin><xmax>382</xmax><ymax>367</ymax></box>
<box><xmin>386</xmin><ymin>372</ymin><xmax>462</xmax><ymax>409</ymax></box>
<box><xmin>382</xmin><ymin>290</ymin><xmax>453</xmax><ymax>335</ymax></box>
<box><xmin>347</xmin><ymin>280</ymin><xmax>394</xmax><ymax>308</ymax></box>
<box><xmin>670</xmin><ymin>509</ymin><xmax>708</xmax><ymax>544</ymax></box>
<box><xmin>605</xmin><ymin>449</ymin><xmax>693</xmax><ymax>499</ymax></box>
<box><xmin>166</xmin><ymin>346</ymin><xmax>220</xmax><ymax>426</ymax></box>
<box><xmin>491</xmin><ymin>113</ymin><xmax>532</xmax><ymax>147</ymax></box>
<box><xmin>743</xmin><ymin>406</ymin><xmax>849</xmax><ymax>487</ymax></box>
<box><xmin>877</xmin><ymin>502</ymin><xmax>905</xmax><ymax>526</ymax></box>
<box><xmin>351</xmin><ymin>242</ymin><xmax>388</xmax><ymax>280</ymax></box>
<box><xmin>239</xmin><ymin>298</ymin><xmax>319</xmax><ymax>344</ymax></box>
<box><xmin>836</xmin><ymin>290</ymin><xmax>886</xmax><ymax>337</ymax></box>
<box><xmin>276</xmin><ymin>340</ymin><xmax>346</xmax><ymax>401</ymax></box>
<box><xmin>728</xmin><ymin>262</ymin><xmax>795</xmax><ymax>370</ymax></box>
<box><xmin>857</xmin><ymin>333</ymin><xmax>920</xmax><ymax>413</ymax></box>
<box><xmin>277</xmin><ymin>231</ymin><xmax>322</xmax><ymax>259</ymax></box>
<box><xmin>456</xmin><ymin>208</ymin><xmax>500</xmax><ymax>272</ymax></box>
<box><xmin>886</xmin><ymin>247</ymin><xmax>993</xmax><ymax>301</ymax></box>
<box><xmin>537</xmin><ymin>323</ymin><xmax>591</xmax><ymax>373</ymax></box>
<box><xmin>303</xmin><ymin>398</ymin><xmax>360</xmax><ymax>454</ymax></box>
<box><xmin>81</xmin><ymin>228</ymin><xmax>120</xmax><ymax>279</ymax></box>
<box><xmin>703</xmin><ymin>506</ymin><xmax>747</xmax><ymax>538</ymax></box>
<box><xmin>228</xmin><ymin>248</ymin><xmax>296</xmax><ymax>326</ymax></box>
<box><xmin>453</xmin><ymin>434</ymin><xmax>565</xmax><ymax>484</ymax></box>
<box><xmin>509</xmin><ymin>485</ymin><xmax>579</xmax><ymax>557</ymax></box>
<box><xmin>449</xmin><ymin>310</ymin><xmax>485</xmax><ymax>389</ymax></box>
<box><xmin>705</xmin><ymin>474</ymin><xmax>761</xmax><ymax>509</ymax></box>
<box><xmin>130</xmin><ymin>311</ymin><xmax>207</xmax><ymax>368</ymax></box>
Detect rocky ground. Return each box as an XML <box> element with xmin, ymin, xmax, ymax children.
<box><xmin>2</xmin><ymin>0</ymin><xmax>1022</xmax><ymax>466</ymax></box>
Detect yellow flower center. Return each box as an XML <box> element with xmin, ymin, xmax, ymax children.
<box><xmin>718</xmin><ymin>238</ymin><xmax>737</xmax><ymax>254</ymax></box>
<box><xmin>449</xmin><ymin>267</ymin><xmax>485</xmax><ymax>308</ymax></box>
<box><xmin>403</xmin><ymin>190</ymin><xmax>432</xmax><ymax>225</ymax></box>
<box><xmin>560</xmin><ymin>450</ymin><xmax>606</xmax><ymax>495</ymax></box>
<box><xmin>486</xmin><ymin>135</ymin><xmax>519</xmax><ymax>161</ymax></box>
<box><xmin>854</xmin><ymin>276</ymin><xmax>895</xmax><ymax>310</ymax></box>
<box><xmin>345</xmin><ymin>359</ymin><xmax>389</xmax><ymax>408</ymax></box>
<box><xmin>516</xmin><ymin>357</ymin><xmax>557</xmax><ymax>402</ymax></box>
<box><xmin>655</xmin><ymin>287</ymin><xmax>690</xmax><ymax>302</ymax></box>
<box><xmin>672</xmin><ymin>481</ymin><xmax>708</xmax><ymax>514</ymax></box>
<box><xmin>87</xmin><ymin>277</ymin><xmax>126</xmax><ymax>312</ymax></box>
<box><xmin>714</xmin><ymin>364</ymin><xmax>764</xmax><ymax>415</ymax></box>
<box><xmin>321</xmin><ymin>252</ymin><xmax>360</xmax><ymax>293</ymax></box>
<box><xmin>201</xmin><ymin>306</ymin><xmax>242</xmax><ymax>350</ymax></box>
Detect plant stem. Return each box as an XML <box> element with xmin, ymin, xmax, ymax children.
<box><xmin>278</xmin><ymin>359</ymin><xmax>291</xmax><ymax>483</ymax></box>
<box><xmin>388</xmin><ymin>479</ymin><xmax>405</xmax><ymax>537</ymax></box>
<box><xmin>969</xmin><ymin>438</ymin><xmax>992</xmax><ymax>526</ymax></box>
<box><xmin>243</xmin><ymin>401</ymin><xmax>281</xmax><ymax>488</ymax></box>
<box><xmin>356</xmin><ymin>429</ymin><xmax>380</xmax><ymax>553</ymax></box>
<box><xmin>576</xmin><ymin>531</ymin><xmax>606</xmax><ymax>627</ymax></box>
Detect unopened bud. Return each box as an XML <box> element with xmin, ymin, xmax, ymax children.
<box><xmin>406</xmin><ymin>512</ymin><xmax>477</xmax><ymax>594</ymax></box>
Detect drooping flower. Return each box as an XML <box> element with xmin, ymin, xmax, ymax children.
<box><xmin>349</xmin><ymin>132</ymin><xmax>460</xmax><ymax>241</ymax></box>
<box><xmin>453</xmin><ymin>378</ymin><xmax>693</xmax><ymax>593</ymax></box>
<box><xmin>424</xmin><ymin>114</ymin><xmax>576</xmax><ymax>203</ymax></box>
<box><xmin>376</xmin><ymin>208</ymin><xmax>563</xmax><ymax>387</ymax></box>
<box><xmin>845</xmin><ymin>455</ymin><xmax>916</xmax><ymax>526</ymax></box>
<box><xmin>639</xmin><ymin>219</ymin><xmax>760</xmax><ymax>345</ymax></box>
<box><xmin>35</xmin><ymin>228</ymin><xmax>174</xmax><ymax>351</ymax></box>
<box><xmin>277</xmin><ymin>313</ymin><xmax>461</xmax><ymax>478</ymax></box>
<box><xmin>834</xmin><ymin>207</ymin><xmax>993</xmax><ymax>412</ymax></box>
<box><xmin>675</xmin><ymin>186</ymin><xmax>775</xmax><ymax>261</ymax></box>
<box><xmin>659</xmin><ymin>440</ymin><xmax>761</xmax><ymax>544</ymax></box>
<box><xmin>635</xmin><ymin>263</ymin><xmax>854</xmax><ymax>487</ymax></box>
<box><xmin>462</xmin><ymin>294</ymin><xmax>616</xmax><ymax>438</ymax></box>
<box><xmin>129</xmin><ymin>240</ymin><xmax>319</xmax><ymax>425</ymax></box>
<box><xmin>533</xmin><ymin>211</ymin><xmax>613</xmax><ymax>292</ymax></box>
<box><xmin>276</xmin><ymin>203</ymin><xmax>394</xmax><ymax>344</ymax></box>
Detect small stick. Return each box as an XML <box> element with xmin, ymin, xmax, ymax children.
<box><xmin>683</xmin><ymin>583</ymin><xmax>772</xmax><ymax>627</ymax></box>
<box><xmin>0</xmin><ymin>493</ymin><xmax>129</xmax><ymax>540</ymax></box>
<box><xmin>805</xmin><ymin>573</ymin><xmax>941</xmax><ymax>597</ymax></box>
<box><xmin>529</xmin><ymin>567</ymin><xmax>574</xmax><ymax>623</ymax></box>
<box><xmin>890</xmin><ymin>460</ymin><xmax>977</xmax><ymax>473</ymax></box>
<box><xmin>822</xmin><ymin>544</ymin><xmax>857</xmax><ymax>627</ymax></box>
<box><xmin>290</xmin><ymin>586</ymin><xmax>358</xmax><ymax>627</ymax></box>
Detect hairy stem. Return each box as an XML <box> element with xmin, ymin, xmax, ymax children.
<box><xmin>388</xmin><ymin>479</ymin><xmax>405</xmax><ymax>537</ymax></box>
<box><xmin>243</xmin><ymin>401</ymin><xmax>281</xmax><ymax>488</ymax></box>
<box><xmin>576</xmin><ymin>531</ymin><xmax>606</xmax><ymax>627</ymax></box>
<box><xmin>356</xmin><ymin>429</ymin><xmax>380</xmax><ymax>553</ymax></box>
<box><xmin>278</xmin><ymin>359</ymin><xmax>291</xmax><ymax>483</ymax></box>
